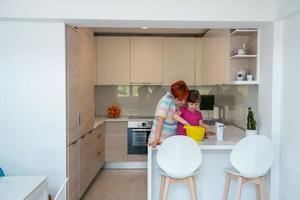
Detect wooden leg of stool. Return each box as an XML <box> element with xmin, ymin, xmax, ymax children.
<box><xmin>223</xmin><ymin>173</ymin><xmax>231</xmax><ymax>200</ymax></box>
<box><xmin>236</xmin><ymin>177</ymin><xmax>243</xmax><ymax>200</ymax></box>
<box><xmin>162</xmin><ymin>177</ymin><xmax>171</xmax><ymax>200</ymax></box>
<box><xmin>187</xmin><ymin>176</ymin><xmax>197</xmax><ymax>200</ymax></box>
<box><xmin>160</xmin><ymin>176</ymin><xmax>166</xmax><ymax>200</ymax></box>
<box><xmin>260</xmin><ymin>177</ymin><xmax>268</xmax><ymax>200</ymax></box>
<box><xmin>256</xmin><ymin>184</ymin><xmax>261</xmax><ymax>200</ymax></box>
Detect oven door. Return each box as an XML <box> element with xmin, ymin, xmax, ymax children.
<box><xmin>128</xmin><ymin>128</ymin><xmax>151</xmax><ymax>154</ymax></box>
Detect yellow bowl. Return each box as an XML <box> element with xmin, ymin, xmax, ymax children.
<box><xmin>184</xmin><ymin>125</ymin><xmax>205</xmax><ymax>142</ymax></box>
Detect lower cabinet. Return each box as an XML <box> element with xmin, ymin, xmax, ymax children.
<box><xmin>105</xmin><ymin>122</ymin><xmax>127</xmax><ymax>162</ymax></box>
<box><xmin>67</xmin><ymin>140</ymin><xmax>80</xmax><ymax>200</ymax></box>
<box><xmin>65</xmin><ymin>123</ymin><xmax>105</xmax><ymax>200</ymax></box>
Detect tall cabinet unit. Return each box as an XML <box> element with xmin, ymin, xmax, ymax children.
<box><xmin>66</xmin><ymin>26</ymin><xmax>80</xmax><ymax>200</ymax></box>
<box><xmin>163</xmin><ymin>37</ymin><xmax>195</xmax><ymax>85</ymax></box>
<box><xmin>67</xmin><ymin>27</ymin><xmax>104</xmax><ymax>200</ymax></box>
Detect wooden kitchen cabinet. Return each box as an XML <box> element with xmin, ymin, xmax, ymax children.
<box><xmin>78</xmin><ymin>28</ymin><xmax>96</xmax><ymax>136</ymax></box>
<box><xmin>130</xmin><ymin>37</ymin><xmax>163</xmax><ymax>84</ymax></box>
<box><xmin>67</xmin><ymin>140</ymin><xmax>80</xmax><ymax>200</ymax></box>
<box><xmin>96</xmin><ymin>36</ymin><xmax>130</xmax><ymax>85</ymax></box>
<box><xmin>105</xmin><ymin>122</ymin><xmax>127</xmax><ymax>162</ymax></box>
<box><xmin>201</xmin><ymin>29</ymin><xmax>230</xmax><ymax>85</ymax></box>
<box><xmin>67</xmin><ymin>26</ymin><xmax>99</xmax><ymax>199</ymax></box>
<box><xmin>66</xmin><ymin>26</ymin><xmax>80</xmax><ymax>145</ymax></box>
<box><xmin>163</xmin><ymin>37</ymin><xmax>195</xmax><ymax>85</ymax></box>
<box><xmin>66</xmin><ymin>26</ymin><xmax>81</xmax><ymax>200</ymax></box>
<box><xmin>79</xmin><ymin>124</ymin><xmax>105</xmax><ymax>197</ymax></box>
<box><xmin>195</xmin><ymin>38</ymin><xmax>202</xmax><ymax>85</ymax></box>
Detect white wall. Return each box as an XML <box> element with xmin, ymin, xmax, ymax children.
<box><xmin>277</xmin><ymin>11</ymin><xmax>300</xmax><ymax>200</ymax></box>
<box><xmin>0</xmin><ymin>0</ymin><xmax>275</xmax><ymax>23</ymax></box>
<box><xmin>0</xmin><ymin>22</ymin><xmax>66</xmax><ymax>196</ymax></box>
<box><xmin>276</xmin><ymin>0</ymin><xmax>300</xmax><ymax>19</ymax></box>
<box><xmin>258</xmin><ymin>24</ymin><xmax>274</xmax><ymax>138</ymax></box>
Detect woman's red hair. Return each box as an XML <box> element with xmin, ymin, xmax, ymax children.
<box><xmin>171</xmin><ymin>80</ymin><xmax>189</xmax><ymax>101</ymax></box>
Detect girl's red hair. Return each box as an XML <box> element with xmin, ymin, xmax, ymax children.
<box><xmin>170</xmin><ymin>80</ymin><xmax>189</xmax><ymax>101</ymax></box>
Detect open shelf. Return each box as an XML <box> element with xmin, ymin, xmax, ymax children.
<box><xmin>232</xmin><ymin>81</ymin><xmax>259</xmax><ymax>85</ymax></box>
<box><xmin>230</xmin><ymin>55</ymin><xmax>257</xmax><ymax>59</ymax></box>
<box><xmin>230</xmin><ymin>29</ymin><xmax>258</xmax><ymax>36</ymax></box>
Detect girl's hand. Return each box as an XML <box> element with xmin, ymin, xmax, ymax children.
<box><xmin>205</xmin><ymin>130</ymin><xmax>215</xmax><ymax>136</ymax></box>
<box><xmin>148</xmin><ymin>138</ymin><xmax>161</xmax><ymax>148</ymax></box>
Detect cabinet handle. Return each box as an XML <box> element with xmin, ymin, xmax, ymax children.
<box><xmin>97</xmin><ymin>151</ymin><xmax>101</xmax><ymax>156</ymax></box>
<box><xmin>97</xmin><ymin>133</ymin><xmax>102</xmax><ymax>138</ymax></box>
<box><xmin>77</xmin><ymin>112</ymin><xmax>81</xmax><ymax>125</ymax></box>
<box><xmin>68</xmin><ymin>140</ymin><xmax>78</xmax><ymax>146</ymax></box>
<box><xmin>80</xmin><ymin>134</ymin><xmax>86</xmax><ymax>139</ymax></box>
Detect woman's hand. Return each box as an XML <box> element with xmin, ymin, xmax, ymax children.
<box><xmin>148</xmin><ymin>138</ymin><xmax>161</xmax><ymax>148</ymax></box>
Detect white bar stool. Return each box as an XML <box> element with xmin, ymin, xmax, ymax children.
<box><xmin>156</xmin><ymin>135</ymin><xmax>202</xmax><ymax>200</ymax></box>
<box><xmin>223</xmin><ymin>135</ymin><xmax>274</xmax><ymax>200</ymax></box>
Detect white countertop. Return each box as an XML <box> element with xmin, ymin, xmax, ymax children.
<box><xmin>196</xmin><ymin>125</ymin><xmax>245</xmax><ymax>149</ymax></box>
<box><xmin>0</xmin><ymin>176</ymin><xmax>48</xmax><ymax>200</ymax></box>
<box><xmin>94</xmin><ymin>116</ymin><xmax>129</xmax><ymax>128</ymax></box>
<box><xmin>94</xmin><ymin>116</ymin><xmax>246</xmax><ymax>150</ymax></box>
<box><xmin>150</xmin><ymin>125</ymin><xmax>245</xmax><ymax>150</ymax></box>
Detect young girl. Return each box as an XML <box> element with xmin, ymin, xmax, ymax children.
<box><xmin>174</xmin><ymin>90</ymin><xmax>212</xmax><ymax>136</ymax></box>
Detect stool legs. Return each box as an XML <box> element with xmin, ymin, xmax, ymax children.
<box><xmin>223</xmin><ymin>174</ymin><xmax>231</xmax><ymax>200</ymax></box>
<box><xmin>223</xmin><ymin>173</ymin><xmax>269</xmax><ymax>200</ymax></box>
<box><xmin>256</xmin><ymin>184</ymin><xmax>261</xmax><ymax>200</ymax></box>
<box><xmin>260</xmin><ymin>177</ymin><xmax>268</xmax><ymax>200</ymax></box>
<box><xmin>187</xmin><ymin>176</ymin><xmax>197</xmax><ymax>200</ymax></box>
<box><xmin>160</xmin><ymin>176</ymin><xmax>166</xmax><ymax>200</ymax></box>
<box><xmin>162</xmin><ymin>176</ymin><xmax>171</xmax><ymax>200</ymax></box>
<box><xmin>159</xmin><ymin>175</ymin><xmax>198</xmax><ymax>200</ymax></box>
<box><xmin>235</xmin><ymin>177</ymin><xmax>243</xmax><ymax>200</ymax></box>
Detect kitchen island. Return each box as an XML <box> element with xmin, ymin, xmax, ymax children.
<box><xmin>147</xmin><ymin>125</ymin><xmax>258</xmax><ymax>200</ymax></box>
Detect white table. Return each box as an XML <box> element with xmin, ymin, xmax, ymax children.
<box><xmin>0</xmin><ymin>176</ymin><xmax>48</xmax><ymax>200</ymax></box>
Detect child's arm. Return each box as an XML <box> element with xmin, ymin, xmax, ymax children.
<box><xmin>199</xmin><ymin>120</ymin><xmax>215</xmax><ymax>136</ymax></box>
<box><xmin>173</xmin><ymin>113</ymin><xmax>190</xmax><ymax>125</ymax></box>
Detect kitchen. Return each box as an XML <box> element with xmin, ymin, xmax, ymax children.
<box><xmin>66</xmin><ymin>26</ymin><xmax>260</xmax><ymax>200</ymax></box>
<box><xmin>0</xmin><ymin>0</ymin><xmax>300</xmax><ymax>200</ymax></box>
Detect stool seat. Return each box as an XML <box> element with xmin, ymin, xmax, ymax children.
<box><xmin>156</xmin><ymin>136</ymin><xmax>202</xmax><ymax>200</ymax></box>
<box><xmin>158</xmin><ymin>167</ymin><xmax>201</xmax><ymax>179</ymax></box>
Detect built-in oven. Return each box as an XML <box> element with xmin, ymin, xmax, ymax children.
<box><xmin>128</xmin><ymin>118</ymin><xmax>153</xmax><ymax>154</ymax></box>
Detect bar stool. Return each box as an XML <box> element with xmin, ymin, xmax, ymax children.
<box><xmin>156</xmin><ymin>135</ymin><xmax>202</xmax><ymax>200</ymax></box>
<box><xmin>223</xmin><ymin>135</ymin><xmax>274</xmax><ymax>200</ymax></box>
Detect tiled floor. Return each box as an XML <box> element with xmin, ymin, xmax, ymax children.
<box><xmin>82</xmin><ymin>170</ymin><xmax>147</xmax><ymax>200</ymax></box>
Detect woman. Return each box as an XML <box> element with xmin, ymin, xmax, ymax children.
<box><xmin>148</xmin><ymin>80</ymin><xmax>189</xmax><ymax>147</ymax></box>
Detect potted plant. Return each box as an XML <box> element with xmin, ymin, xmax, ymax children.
<box><xmin>246</xmin><ymin>106</ymin><xmax>258</xmax><ymax>136</ymax></box>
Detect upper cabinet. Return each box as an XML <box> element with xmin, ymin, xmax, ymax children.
<box><xmin>66</xmin><ymin>26</ymin><xmax>80</xmax><ymax>144</ymax></box>
<box><xmin>195</xmin><ymin>38</ymin><xmax>202</xmax><ymax>85</ymax></box>
<box><xmin>163</xmin><ymin>37</ymin><xmax>195</xmax><ymax>85</ymax></box>
<box><xmin>130</xmin><ymin>37</ymin><xmax>163</xmax><ymax>84</ymax></box>
<box><xmin>95</xmin><ymin>29</ymin><xmax>258</xmax><ymax>86</ymax></box>
<box><xmin>96</xmin><ymin>37</ymin><xmax>130</xmax><ymax>85</ymax></box>
<box><xmin>201</xmin><ymin>29</ymin><xmax>230</xmax><ymax>85</ymax></box>
<box><xmin>78</xmin><ymin>28</ymin><xmax>96</xmax><ymax>135</ymax></box>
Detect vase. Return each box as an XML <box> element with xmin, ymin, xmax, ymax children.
<box><xmin>245</xmin><ymin>129</ymin><xmax>258</xmax><ymax>136</ymax></box>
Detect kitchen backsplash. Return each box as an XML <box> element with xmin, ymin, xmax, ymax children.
<box><xmin>94</xmin><ymin>85</ymin><xmax>258</xmax><ymax>129</ymax></box>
